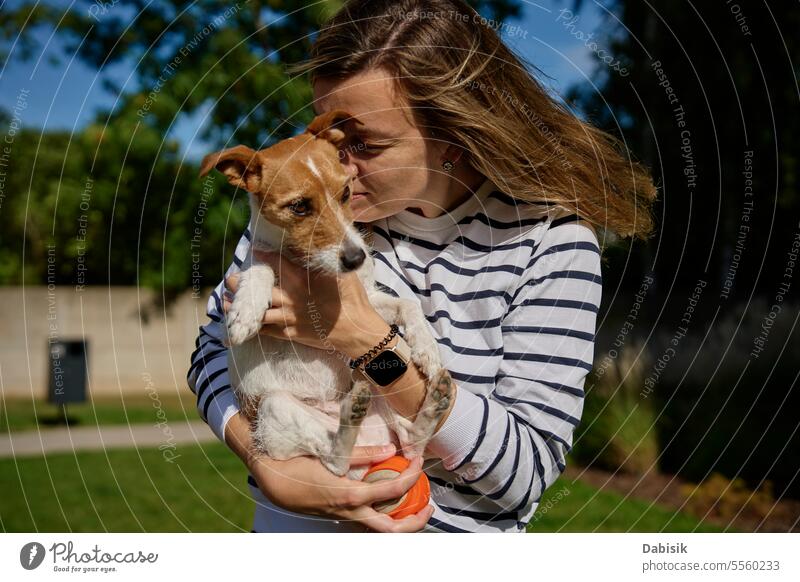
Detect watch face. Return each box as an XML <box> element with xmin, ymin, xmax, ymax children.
<box><xmin>363</xmin><ymin>349</ymin><xmax>408</xmax><ymax>386</ymax></box>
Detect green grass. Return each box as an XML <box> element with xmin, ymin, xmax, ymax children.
<box><xmin>529</xmin><ymin>477</ymin><xmax>727</xmax><ymax>532</ymax></box>
<box><xmin>1</xmin><ymin>394</ymin><xmax>198</xmax><ymax>433</ymax></box>
<box><xmin>0</xmin><ymin>442</ymin><xmax>724</xmax><ymax>532</ymax></box>
<box><xmin>0</xmin><ymin>442</ymin><xmax>253</xmax><ymax>532</ymax></box>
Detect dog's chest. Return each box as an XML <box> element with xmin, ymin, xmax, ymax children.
<box><xmin>228</xmin><ymin>336</ymin><xmax>351</xmax><ymax>402</ymax></box>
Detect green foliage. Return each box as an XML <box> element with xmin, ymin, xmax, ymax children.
<box><xmin>0</xmin><ymin>123</ymin><xmax>248</xmax><ymax>291</ymax></box>
<box><xmin>0</xmin><ymin>0</ymin><xmax>521</xmax><ymax>292</ymax></box>
<box><xmin>1</xmin><ymin>0</ymin><xmax>521</xmax><ymax>146</ymax></box>
<box><xmin>566</xmin><ymin>1</ymin><xmax>800</xmax><ymax>298</ymax></box>
<box><xmin>653</xmin><ymin>299</ymin><xmax>800</xmax><ymax>501</ymax></box>
<box><xmin>571</xmin><ymin>341</ymin><xmax>660</xmax><ymax>474</ymax></box>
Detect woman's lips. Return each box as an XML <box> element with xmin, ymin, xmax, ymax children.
<box><xmin>352</xmin><ymin>192</ymin><xmax>369</xmax><ymax>201</ymax></box>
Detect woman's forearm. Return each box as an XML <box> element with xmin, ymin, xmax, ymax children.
<box><xmin>371</xmin><ymin>336</ymin><xmax>455</xmax><ymax>432</ymax></box>
<box><xmin>223</xmin><ymin>411</ymin><xmax>259</xmax><ymax>469</ymax></box>
<box><xmin>342</xmin><ymin>311</ymin><xmax>455</xmax><ymax>428</ymax></box>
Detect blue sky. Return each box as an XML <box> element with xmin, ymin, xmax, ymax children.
<box><xmin>0</xmin><ymin>0</ymin><xmax>607</xmax><ymax>161</ymax></box>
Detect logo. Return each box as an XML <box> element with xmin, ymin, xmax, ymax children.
<box><xmin>20</xmin><ymin>542</ymin><xmax>46</xmax><ymax>570</ymax></box>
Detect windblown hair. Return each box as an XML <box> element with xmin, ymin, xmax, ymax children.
<box><xmin>287</xmin><ymin>0</ymin><xmax>658</xmax><ymax>239</ymax></box>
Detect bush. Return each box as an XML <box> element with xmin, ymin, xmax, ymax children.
<box><xmin>571</xmin><ymin>340</ymin><xmax>660</xmax><ymax>474</ymax></box>
<box><xmin>654</xmin><ymin>298</ymin><xmax>800</xmax><ymax>500</ymax></box>
<box><xmin>682</xmin><ymin>472</ymin><xmax>775</xmax><ymax>521</ymax></box>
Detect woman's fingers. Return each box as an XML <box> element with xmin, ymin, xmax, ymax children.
<box><xmin>222</xmin><ymin>286</ymin><xmax>290</xmax><ymax>314</ymax></box>
<box><xmin>270</xmin><ymin>287</ymin><xmax>290</xmax><ymax>307</ymax></box>
<box><xmin>352</xmin><ymin>503</ymin><xmax>434</xmax><ymax>533</ymax></box>
<box><xmin>261</xmin><ymin>305</ymin><xmax>295</xmax><ymax>327</ymax></box>
<box><xmin>349</xmin><ymin>456</ymin><xmax>425</xmax><ymax>507</ymax></box>
<box><xmin>224</xmin><ymin>273</ymin><xmax>240</xmax><ymax>293</ymax></box>
<box><xmin>348</xmin><ymin>444</ymin><xmax>397</xmax><ymax>466</ymax></box>
<box><xmin>382</xmin><ymin>505</ymin><xmax>435</xmax><ymax>533</ymax></box>
<box><xmin>253</xmin><ymin>249</ymin><xmax>305</xmax><ymax>283</ymax></box>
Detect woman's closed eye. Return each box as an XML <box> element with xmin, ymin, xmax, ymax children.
<box><xmin>350</xmin><ymin>137</ymin><xmax>390</xmax><ymax>155</ymax></box>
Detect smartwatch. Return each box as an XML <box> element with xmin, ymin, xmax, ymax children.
<box><xmin>355</xmin><ymin>336</ymin><xmax>411</xmax><ymax>388</ymax></box>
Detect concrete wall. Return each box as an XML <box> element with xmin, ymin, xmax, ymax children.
<box><xmin>0</xmin><ymin>286</ymin><xmax>214</xmax><ymax>399</ymax></box>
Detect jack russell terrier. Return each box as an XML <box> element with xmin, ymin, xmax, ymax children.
<box><xmin>199</xmin><ymin>110</ymin><xmax>453</xmax><ymax>480</ymax></box>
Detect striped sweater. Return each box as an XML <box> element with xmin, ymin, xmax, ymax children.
<box><xmin>187</xmin><ymin>176</ymin><xmax>602</xmax><ymax>532</ymax></box>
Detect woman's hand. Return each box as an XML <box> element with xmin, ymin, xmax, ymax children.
<box><xmin>224</xmin><ymin>249</ymin><xmax>392</xmax><ymax>359</ymax></box>
<box><xmin>247</xmin><ymin>443</ymin><xmax>434</xmax><ymax>533</ymax></box>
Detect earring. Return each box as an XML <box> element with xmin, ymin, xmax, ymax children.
<box><xmin>442</xmin><ymin>159</ymin><xmax>455</xmax><ymax>172</ymax></box>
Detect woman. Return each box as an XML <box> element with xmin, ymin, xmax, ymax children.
<box><xmin>187</xmin><ymin>0</ymin><xmax>656</xmax><ymax>533</ymax></box>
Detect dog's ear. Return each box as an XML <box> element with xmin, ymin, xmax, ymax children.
<box><xmin>306</xmin><ymin>109</ymin><xmax>363</xmax><ymax>146</ymax></box>
<box><xmin>199</xmin><ymin>145</ymin><xmax>263</xmax><ymax>192</ymax></box>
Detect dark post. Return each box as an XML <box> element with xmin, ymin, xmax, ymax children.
<box><xmin>48</xmin><ymin>339</ymin><xmax>88</xmax><ymax>424</ymax></box>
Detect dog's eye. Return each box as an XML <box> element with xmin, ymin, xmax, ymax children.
<box><xmin>341</xmin><ymin>185</ymin><xmax>351</xmax><ymax>204</ymax></box>
<box><xmin>287</xmin><ymin>198</ymin><xmax>312</xmax><ymax>216</ymax></box>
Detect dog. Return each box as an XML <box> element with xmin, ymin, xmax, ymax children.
<box><xmin>198</xmin><ymin>110</ymin><xmax>454</xmax><ymax>480</ymax></box>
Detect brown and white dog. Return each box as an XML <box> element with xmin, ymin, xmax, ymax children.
<box><xmin>198</xmin><ymin>110</ymin><xmax>453</xmax><ymax>479</ymax></box>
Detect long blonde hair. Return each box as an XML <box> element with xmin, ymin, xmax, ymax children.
<box><xmin>287</xmin><ymin>0</ymin><xmax>657</xmax><ymax>239</ymax></box>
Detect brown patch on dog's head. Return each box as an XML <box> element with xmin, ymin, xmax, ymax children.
<box><xmin>306</xmin><ymin>109</ymin><xmax>363</xmax><ymax>146</ymax></box>
<box><xmin>200</xmin><ymin>110</ymin><xmax>368</xmax><ymax>273</ymax></box>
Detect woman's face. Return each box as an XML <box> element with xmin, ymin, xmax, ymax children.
<box><xmin>312</xmin><ymin>67</ymin><xmax>449</xmax><ymax>222</ymax></box>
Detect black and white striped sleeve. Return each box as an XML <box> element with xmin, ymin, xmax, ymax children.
<box><xmin>425</xmin><ymin>217</ymin><xmax>602</xmax><ymax>512</ymax></box>
<box><xmin>186</xmin><ymin>227</ymin><xmax>251</xmax><ymax>442</ymax></box>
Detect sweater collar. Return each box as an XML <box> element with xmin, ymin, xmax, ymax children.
<box><xmin>391</xmin><ymin>176</ymin><xmax>496</xmax><ymax>234</ymax></box>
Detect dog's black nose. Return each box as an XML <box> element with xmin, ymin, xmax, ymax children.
<box><xmin>340</xmin><ymin>247</ymin><xmax>366</xmax><ymax>271</ymax></box>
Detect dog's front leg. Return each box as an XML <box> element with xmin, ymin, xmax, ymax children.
<box><xmin>402</xmin><ymin>368</ymin><xmax>454</xmax><ymax>458</ymax></box>
<box><xmin>371</xmin><ymin>296</ymin><xmax>455</xmax><ymax>458</ymax></box>
<box><xmin>319</xmin><ymin>379</ymin><xmax>373</xmax><ymax>476</ymax></box>
<box><xmin>225</xmin><ymin>261</ymin><xmax>275</xmax><ymax>346</ymax></box>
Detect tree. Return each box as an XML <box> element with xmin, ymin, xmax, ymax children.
<box><xmin>0</xmin><ymin>0</ymin><xmax>522</xmax><ymax>292</ymax></box>
<box><xmin>566</xmin><ymin>0</ymin><xmax>800</xmax><ymax>499</ymax></box>
<box><xmin>1</xmin><ymin>0</ymin><xmax>522</xmax><ymax>147</ymax></box>
<box><xmin>565</xmin><ymin>0</ymin><xmax>799</xmax><ymax>302</ymax></box>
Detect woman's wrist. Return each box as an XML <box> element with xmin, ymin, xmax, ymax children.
<box><xmin>223</xmin><ymin>411</ymin><xmax>262</xmax><ymax>470</ymax></box>
<box><xmin>338</xmin><ymin>309</ymin><xmax>393</xmax><ymax>360</ymax></box>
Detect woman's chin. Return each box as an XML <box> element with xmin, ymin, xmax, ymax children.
<box><xmin>351</xmin><ymin>201</ymin><xmax>380</xmax><ymax>222</ymax></box>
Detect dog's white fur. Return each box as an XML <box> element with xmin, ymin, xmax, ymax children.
<box><xmin>225</xmin><ymin>202</ymin><xmax>453</xmax><ymax>480</ymax></box>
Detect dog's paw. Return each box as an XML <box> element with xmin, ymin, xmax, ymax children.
<box><xmin>427</xmin><ymin>368</ymin><xmax>454</xmax><ymax>415</ymax></box>
<box><xmin>406</xmin><ymin>368</ymin><xmax>454</xmax><ymax>448</ymax></box>
<box><xmin>410</xmin><ymin>347</ymin><xmax>443</xmax><ymax>379</ymax></box>
<box><xmin>401</xmin><ymin>442</ymin><xmax>427</xmax><ymax>459</ymax></box>
<box><xmin>226</xmin><ymin>318</ymin><xmax>261</xmax><ymax>346</ymax></box>
<box><xmin>226</xmin><ymin>300</ymin><xmax>269</xmax><ymax>345</ymax></box>
<box><xmin>319</xmin><ymin>454</ymin><xmax>350</xmax><ymax>477</ymax></box>
<box><xmin>346</xmin><ymin>466</ymin><xmax>369</xmax><ymax>481</ymax></box>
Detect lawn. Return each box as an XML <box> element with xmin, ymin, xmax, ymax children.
<box><xmin>0</xmin><ymin>442</ymin><xmax>254</xmax><ymax>532</ymax></box>
<box><xmin>1</xmin><ymin>394</ymin><xmax>199</xmax><ymax>433</ymax></box>
<box><xmin>0</xmin><ymin>443</ymin><xmax>724</xmax><ymax>532</ymax></box>
<box><xmin>528</xmin><ymin>476</ymin><xmax>725</xmax><ymax>532</ymax></box>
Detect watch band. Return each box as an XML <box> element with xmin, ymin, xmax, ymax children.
<box><xmin>386</xmin><ymin>335</ymin><xmax>411</xmax><ymax>362</ymax></box>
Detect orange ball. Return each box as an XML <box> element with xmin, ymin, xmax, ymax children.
<box><xmin>362</xmin><ymin>455</ymin><xmax>431</xmax><ymax>519</ymax></box>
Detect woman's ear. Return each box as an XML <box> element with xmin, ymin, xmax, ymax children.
<box><xmin>439</xmin><ymin>144</ymin><xmax>465</xmax><ymax>170</ymax></box>
<box><xmin>199</xmin><ymin>145</ymin><xmax>263</xmax><ymax>192</ymax></box>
